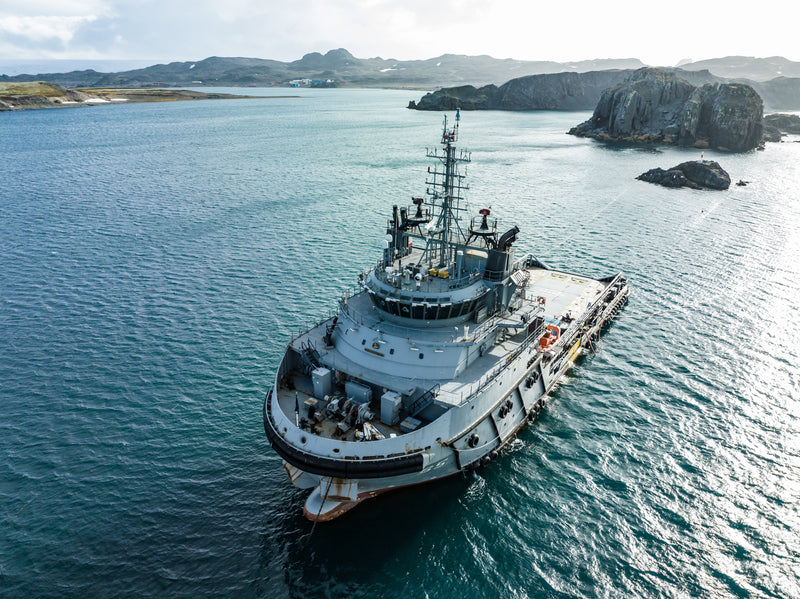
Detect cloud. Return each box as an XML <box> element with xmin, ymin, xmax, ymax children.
<box><xmin>0</xmin><ymin>0</ymin><xmax>797</xmax><ymax>65</ymax></box>
<box><xmin>0</xmin><ymin>0</ymin><xmax>114</xmax><ymax>57</ymax></box>
<box><xmin>0</xmin><ymin>0</ymin><xmax>109</xmax><ymax>17</ymax></box>
<box><xmin>0</xmin><ymin>15</ymin><xmax>97</xmax><ymax>43</ymax></box>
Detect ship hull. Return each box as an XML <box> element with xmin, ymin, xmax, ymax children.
<box><xmin>263</xmin><ymin>274</ymin><xmax>629</xmax><ymax>521</ymax></box>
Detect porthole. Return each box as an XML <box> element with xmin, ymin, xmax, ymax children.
<box><xmin>361</xmin><ymin>339</ymin><xmax>366</xmax><ymax>345</ymax></box>
<box><xmin>333</xmin><ymin>448</ymin><xmax>340</xmax><ymax>453</ymax></box>
<box><xmin>301</xmin><ymin>436</ymin><xmax>307</xmax><ymax>444</ymax></box>
<box><xmin>390</xmin><ymin>348</ymin><xmax>395</xmax><ymax>355</ymax></box>
<box><xmin>419</xmin><ymin>353</ymin><xmax>424</xmax><ymax>359</ymax></box>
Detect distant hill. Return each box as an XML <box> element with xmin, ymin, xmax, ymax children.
<box><xmin>3</xmin><ymin>50</ymin><xmax>798</xmax><ymax>110</ymax></box>
<box><xmin>0</xmin><ymin>48</ymin><xmax>646</xmax><ymax>89</ymax></box>
<box><xmin>679</xmin><ymin>56</ymin><xmax>800</xmax><ymax>82</ymax></box>
<box><xmin>756</xmin><ymin>76</ymin><xmax>800</xmax><ymax>110</ymax></box>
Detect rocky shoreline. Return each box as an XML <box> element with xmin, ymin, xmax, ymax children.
<box><xmin>762</xmin><ymin>113</ymin><xmax>800</xmax><ymax>141</ymax></box>
<box><xmin>0</xmin><ymin>81</ymin><xmax>291</xmax><ymax>112</ymax></box>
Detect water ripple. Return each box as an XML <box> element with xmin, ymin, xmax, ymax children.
<box><xmin>1</xmin><ymin>93</ymin><xmax>799</xmax><ymax>598</ymax></box>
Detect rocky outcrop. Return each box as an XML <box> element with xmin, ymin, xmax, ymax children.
<box><xmin>409</xmin><ymin>70</ymin><xmax>635</xmax><ymax>111</ymax></box>
<box><xmin>764</xmin><ymin>113</ymin><xmax>800</xmax><ymax>134</ymax></box>
<box><xmin>409</xmin><ymin>84</ymin><xmax>501</xmax><ymax>110</ymax></box>
<box><xmin>568</xmin><ymin>68</ymin><xmax>763</xmax><ymax>152</ymax></box>
<box><xmin>637</xmin><ymin>160</ymin><xmax>731</xmax><ymax>190</ymax></box>
<box><xmin>762</xmin><ymin>122</ymin><xmax>783</xmax><ymax>142</ymax></box>
<box><xmin>762</xmin><ymin>112</ymin><xmax>800</xmax><ymax>142</ymax></box>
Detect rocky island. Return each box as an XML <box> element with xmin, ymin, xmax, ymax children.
<box><xmin>408</xmin><ymin>70</ymin><xmax>637</xmax><ymax>111</ymax></box>
<box><xmin>762</xmin><ymin>113</ymin><xmax>800</xmax><ymax>140</ymax></box>
<box><xmin>568</xmin><ymin>68</ymin><xmax>763</xmax><ymax>152</ymax></box>
<box><xmin>637</xmin><ymin>160</ymin><xmax>731</xmax><ymax>190</ymax></box>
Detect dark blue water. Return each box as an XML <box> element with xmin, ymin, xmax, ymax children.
<box><xmin>2</xmin><ymin>90</ymin><xmax>799</xmax><ymax>598</ymax></box>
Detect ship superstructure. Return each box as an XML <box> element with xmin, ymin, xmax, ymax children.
<box><xmin>264</xmin><ymin>113</ymin><xmax>629</xmax><ymax>521</ymax></box>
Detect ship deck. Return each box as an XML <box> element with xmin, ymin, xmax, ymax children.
<box><xmin>274</xmin><ymin>264</ymin><xmax>606</xmax><ymax>437</ymax></box>
<box><xmin>524</xmin><ymin>269</ymin><xmax>604</xmax><ymax>322</ymax></box>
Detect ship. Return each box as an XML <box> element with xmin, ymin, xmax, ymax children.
<box><xmin>263</xmin><ymin>111</ymin><xmax>629</xmax><ymax>521</ymax></box>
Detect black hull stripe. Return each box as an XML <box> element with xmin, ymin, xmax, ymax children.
<box><xmin>263</xmin><ymin>392</ymin><xmax>424</xmax><ymax>479</ymax></box>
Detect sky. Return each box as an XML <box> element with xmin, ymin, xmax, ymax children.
<box><xmin>1</xmin><ymin>0</ymin><xmax>797</xmax><ymax>67</ymax></box>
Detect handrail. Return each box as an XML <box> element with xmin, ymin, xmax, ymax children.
<box><xmin>406</xmin><ymin>383</ymin><xmax>441</xmax><ymax>417</ymax></box>
<box><xmin>465</xmin><ymin>322</ymin><xmax>545</xmax><ymax>403</ymax></box>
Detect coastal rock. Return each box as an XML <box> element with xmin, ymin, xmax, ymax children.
<box><xmin>637</xmin><ymin>160</ymin><xmax>731</xmax><ymax>190</ymax></box>
<box><xmin>569</xmin><ymin>68</ymin><xmax>763</xmax><ymax>152</ymax></box>
<box><xmin>764</xmin><ymin>113</ymin><xmax>800</xmax><ymax>134</ymax></box>
<box><xmin>409</xmin><ymin>70</ymin><xmax>634</xmax><ymax>111</ymax></box>
<box><xmin>409</xmin><ymin>84</ymin><xmax>500</xmax><ymax>110</ymax></box>
<box><xmin>762</xmin><ymin>123</ymin><xmax>783</xmax><ymax>142</ymax></box>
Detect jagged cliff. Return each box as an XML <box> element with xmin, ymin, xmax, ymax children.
<box><xmin>568</xmin><ymin>68</ymin><xmax>763</xmax><ymax>152</ymax></box>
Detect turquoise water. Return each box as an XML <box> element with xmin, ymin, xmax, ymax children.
<box><xmin>1</xmin><ymin>89</ymin><xmax>798</xmax><ymax>598</ymax></box>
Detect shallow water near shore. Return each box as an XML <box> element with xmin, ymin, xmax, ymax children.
<box><xmin>1</xmin><ymin>89</ymin><xmax>799</xmax><ymax>598</ymax></box>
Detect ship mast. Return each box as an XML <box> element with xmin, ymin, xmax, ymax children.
<box><xmin>423</xmin><ymin>110</ymin><xmax>471</xmax><ymax>268</ymax></box>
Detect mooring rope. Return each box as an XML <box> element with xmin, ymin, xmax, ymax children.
<box><xmin>308</xmin><ymin>476</ymin><xmax>334</xmax><ymax>539</ymax></box>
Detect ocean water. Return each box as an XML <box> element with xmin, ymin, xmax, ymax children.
<box><xmin>1</xmin><ymin>89</ymin><xmax>798</xmax><ymax>598</ymax></box>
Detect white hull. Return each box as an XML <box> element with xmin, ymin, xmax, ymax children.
<box><xmin>263</xmin><ymin>268</ymin><xmax>629</xmax><ymax>521</ymax></box>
